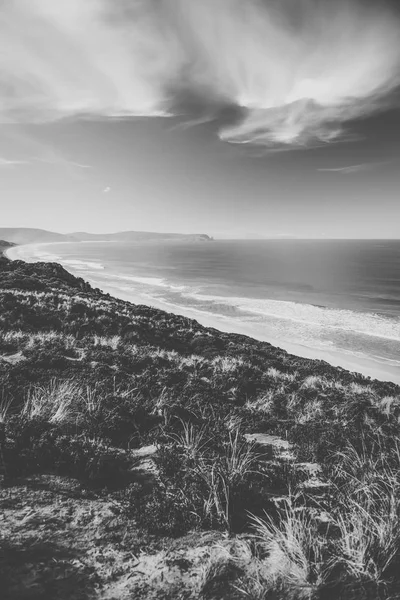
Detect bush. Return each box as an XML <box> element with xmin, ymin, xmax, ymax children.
<box><xmin>4</xmin><ymin>416</ymin><xmax>131</xmax><ymax>487</ymax></box>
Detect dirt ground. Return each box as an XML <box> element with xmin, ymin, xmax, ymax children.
<box><xmin>0</xmin><ymin>475</ymin><xmax>229</xmax><ymax>600</ymax></box>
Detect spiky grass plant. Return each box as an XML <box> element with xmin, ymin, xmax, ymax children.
<box><xmin>168</xmin><ymin>419</ymin><xmax>209</xmax><ymax>461</ymax></box>
<box><xmin>200</xmin><ymin>430</ymin><xmax>260</xmax><ymax>531</ymax></box>
<box><xmin>250</xmin><ymin>497</ymin><xmax>328</xmax><ymax>600</ymax></box>
<box><xmin>222</xmin><ymin>429</ymin><xmax>258</xmax><ymax>485</ymax></box>
<box><xmin>0</xmin><ymin>397</ymin><xmax>12</xmax><ymax>424</ymax></box>
<box><xmin>82</xmin><ymin>385</ymin><xmax>102</xmax><ymax>418</ymax></box>
<box><xmin>329</xmin><ymin>438</ymin><xmax>400</xmax><ymax>586</ymax></box>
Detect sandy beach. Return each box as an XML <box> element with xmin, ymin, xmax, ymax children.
<box><xmin>5</xmin><ymin>243</ymin><xmax>400</xmax><ymax>385</ymax></box>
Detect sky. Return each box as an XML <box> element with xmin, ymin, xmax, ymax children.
<box><xmin>1</xmin><ymin>0</ymin><xmax>400</xmax><ymax>239</ymax></box>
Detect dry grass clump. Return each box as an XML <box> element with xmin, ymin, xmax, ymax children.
<box><xmin>251</xmin><ymin>499</ymin><xmax>327</xmax><ymax>599</ymax></box>
<box><xmin>300</xmin><ymin>375</ymin><xmax>355</xmax><ymax>394</ymax></box>
<box><xmin>0</xmin><ymin>330</ymin><xmax>83</xmax><ymax>358</ymax></box>
<box><xmin>378</xmin><ymin>395</ymin><xmax>400</xmax><ymax>417</ymax></box>
<box><xmin>349</xmin><ymin>382</ymin><xmax>375</xmax><ymax>396</ymax></box>
<box><xmin>20</xmin><ymin>378</ymin><xmax>137</xmax><ymax>428</ymax></box>
<box><xmin>24</xmin><ymin>331</ymin><xmax>61</xmax><ymax>348</ymax></box>
<box><xmin>201</xmin><ymin>500</ymin><xmax>328</xmax><ymax>600</ymax></box>
<box><xmin>21</xmin><ymin>379</ymin><xmax>106</xmax><ymax>423</ymax></box>
<box><xmin>0</xmin><ymin>396</ymin><xmax>12</xmax><ymax>424</ymax></box>
<box><xmin>245</xmin><ymin>391</ymin><xmax>275</xmax><ymax>415</ymax></box>
<box><xmin>199</xmin><ymin>539</ymin><xmax>258</xmax><ymax>598</ymax></box>
<box><xmin>180</xmin><ymin>354</ymin><xmax>205</xmax><ymax>368</ymax></box>
<box><xmin>93</xmin><ymin>335</ymin><xmax>121</xmax><ymax>350</ymax></box>
<box><xmin>0</xmin><ymin>330</ymin><xmax>26</xmax><ymax>343</ymax></box>
<box><xmin>22</xmin><ymin>379</ymin><xmax>84</xmax><ymax>424</ymax></box>
<box><xmin>267</xmin><ymin>367</ymin><xmax>298</xmax><ymax>383</ymax></box>
<box><xmin>330</xmin><ymin>440</ymin><xmax>400</xmax><ymax>586</ymax></box>
<box><xmin>300</xmin><ymin>375</ymin><xmax>324</xmax><ymax>390</ymax></box>
<box><xmin>295</xmin><ymin>399</ymin><xmax>324</xmax><ymax>425</ymax></box>
<box><xmin>212</xmin><ymin>356</ymin><xmax>247</xmax><ymax>374</ymax></box>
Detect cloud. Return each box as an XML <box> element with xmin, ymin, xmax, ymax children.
<box><xmin>103</xmin><ymin>187</ymin><xmax>111</xmax><ymax>193</ymax></box>
<box><xmin>0</xmin><ymin>157</ymin><xmax>28</xmax><ymax>167</ymax></box>
<box><xmin>1</xmin><ymin>0</ymin><xmax>400</xmax><ymax>147</ymax></box>
<box><xmin>318</xmin><ymin>164</ymin><xmax>370</xmax><ymax>174</ymax></box>
<box><xmin>318</xmin><ymin>159</ymin><xmax>393</xmax><ymax>174</ymax></box>
<box><xmin>33</xmin><ymin>157</ymin><xmax>91</xmax><ymax>170</ymax></box>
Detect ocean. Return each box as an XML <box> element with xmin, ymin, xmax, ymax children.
<box><xmin>9</xmin><ymin>239</ymin><xmax>400</xmax><ymax>383</ymax></box>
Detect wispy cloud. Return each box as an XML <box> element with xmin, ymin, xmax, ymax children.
<box><xmin>0</xmin><ymin>125</ymin><xmax>93</xmax><ymax>180</ymax></box>
<box><xmin>0</xmin><ymin>0</ymin><xmax>400</xmax><ymax>147</ymax></box>
<box><xmin>318</xmin><ymin>164</ymin><xmax>370</xmax><ymax>175</ymax></box>
<box><xmin>0</xmin><ymin>157</ymin><xmax>28</xmax><ymax>167</ymax></box>
<box><xmin>318</xmin><ymin>160</ymin><xmax>393</xmax><ymax>174</ymax></box>
<box><xmin>33</xmin><ymin>156</ymin><xmax>91</xmax><ymax>170</ymax></box>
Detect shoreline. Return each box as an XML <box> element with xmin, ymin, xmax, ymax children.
<box><xmin>5</xmin><ymin>243</ymin><xmax>400</xmax><ymax>385</ymax></box>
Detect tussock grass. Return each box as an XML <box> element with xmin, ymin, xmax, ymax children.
<box><xmin>295</xmin><ymin>399</ymin><xmax>324</xmax><ymax>425</ymax></box>
<box><xmin>245</xmin><ymin>390</ymin><xmax>275</xmax><ymax>415</ymax></box>
<box><xmin>223</xmin><ymin>430</ymin><xmax>258</xmax><ymax>484</ymax></box>
<box><xmin>212</xmin><ymin>356</ymin><xmax>247</xmax><ymax>374</ymax></box>
<box><xmin>0</xmin><ymin>396</ymin><xmax>12</xmax><ymax>423</ymax></box>
<box><xmin>267</xmin><ymin>367</ymin><xmax>298</xmax><ymax>383</ymax></box>
<box><xmin>330</xmin><ymin>439</ymin><xmax>400</xmax><ymax>585</ymax></box>
<box><xmin>0</xmin><ymin>330</ymin><xmax>26</xmax><ymax>342</ymax></box>
<box><xmin>198</xmin><ymin>430</ymin><xmax>260</xmax><ymax>531</ymax></box>
<box><xmin>169</xmin><ymin>419</ymin><xmax>208</xmax><ymax>460</ymax></box>
<box><xmin>180</xmin><ymin>354</ymin><xmax>205</xmax><ymax>368</ymax></box>
<box><xmin>349</xmin><ymin>382</ymin><xmax>375</xmax><ymax>396</ymax></box>
<box><xmin>251</xmin><ymin>498</ymin><xmax>327</xmax><ymax>599</ymax></box>
<box><xmin>378</xmin><ymin>395</ymin><xmax>400</xmax><ymax>417</ymax></box>
<box><xmin>0</xmin><ymin>330</ymin><xmax>81</xmax><ymax>354</ymax></box>
<box><xmin>22</xmin><ymin>379</ymin><xmax>83</xmax><ymax>424</ymax></box>
<box><xmin>93</xmin><ymin>335</ymin><xmax>121</xmax><ymax>350</ymax></box>
<box><xmin>300</xmin><ymin>375</ymin><xmax>322</xmax><ymax>389</ymax></box>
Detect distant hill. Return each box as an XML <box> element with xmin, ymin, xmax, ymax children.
<box><xmin>0</xmin><ymin>228</ymin><xmax>212</xmax><ymax>245</ymax></box>
<box><xmin>0</xmin><ymin>228</ymin><xmax>74</xmax><ymax>245</ymax></box>
<box><xmin>71</xmin><ymin>231</ymin><xmax>212</xmax><ymax>242</ymax></box>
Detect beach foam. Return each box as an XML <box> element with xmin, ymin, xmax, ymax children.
<box><xmin>181</xmin><ymin>292</ymin><xmax>400</xmax><ymax>343</ymax></box>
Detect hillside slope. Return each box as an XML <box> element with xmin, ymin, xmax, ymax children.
<box><xmin>0</xmin><ymin>228</ymin><xmax>73</xmax><ymax>245</ymax></box>
<box><xmin>0</xmin><ymin>240</ymin><xmax>16</xmax><ymax>255</ymax></box>
<box><xmin>1</xmin><ymin>255</ymin><xmax>400</xmax><ymax>599</ymax></box>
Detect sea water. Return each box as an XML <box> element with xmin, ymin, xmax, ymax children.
<box><xmin>10</xmin><ymin>239</ymin><xmax>400</xmax><ymax>380</ymax></box>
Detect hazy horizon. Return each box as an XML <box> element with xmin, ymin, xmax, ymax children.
<box><xmin>3</xmin><ymin>226</ymin><xmax>400</xmax><ymax>241</ymax></box>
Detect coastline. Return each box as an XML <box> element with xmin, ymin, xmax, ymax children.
<box><xmin>5</xmin><ymin>242</ymin><xmax>400</xmax><ymax>385</ymax></box>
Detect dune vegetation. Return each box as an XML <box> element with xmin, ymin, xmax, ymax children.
<box><xmin>1</xmin><ymin>254</ymin><xmax>400</xmax><ymax>599</ymax></box>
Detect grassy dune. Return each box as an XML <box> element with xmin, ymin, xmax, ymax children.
<box><xmin>1</xmin><ymin>254</ymin><xmax>400</xmax><ymax>599</ymax></box>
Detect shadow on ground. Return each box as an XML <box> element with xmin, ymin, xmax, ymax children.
<box><xmin>0</xmin><ymin>538</ymin><xmax>98</xmax><ymax>600</ymax></box>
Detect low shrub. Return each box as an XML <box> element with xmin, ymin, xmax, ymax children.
<box><xmin>4</xmin><ymin>415</ymin><xmax>131</xmax><ymax>487</ymax></box>
<box><xmin>127</xmin><ymin>427</ymin><xmax>273</xmax><ymax>536</ymax></box>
